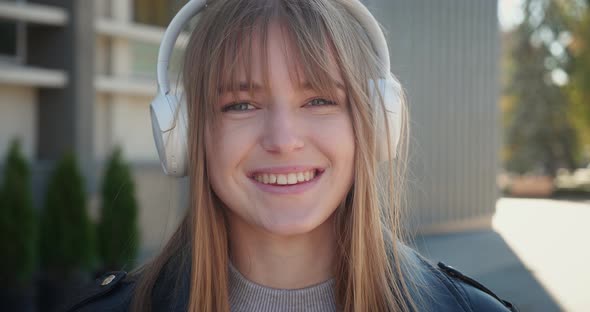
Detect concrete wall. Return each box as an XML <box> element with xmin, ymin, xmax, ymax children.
<box><xmin>0</xmin><ymin>85</ymin><xmax>37</xmax><ymax>160</ymax></box>
<box><xmin>130</xmin><ymin>164</ymin><xmax>187</xmax><ymax>259</ymax></box>
<box><xmin>368</xmin><ymin>0</ymin><xmax>501</xmax><ymax>232</ymax></box>
<box><xmin>95</xmin><ymin>94</ymin><xmax>159</xmax><ymax>162</ymax></box>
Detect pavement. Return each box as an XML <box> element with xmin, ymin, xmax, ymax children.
<box><xmin>412</xmin><ymin>197</ymin><xmax>590</xmax><ymax>312</ymax></box>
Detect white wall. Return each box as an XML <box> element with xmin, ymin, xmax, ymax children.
<box><xmin>133</xmin><ymin>166</ymin><xmax>187</xmax><ymax>260</ymax></box>
<box><xmin>95</xmin><ymin>94</ymin><xmax>159</xmax><ymax>163</ymax></box>
<box><xmin>0</xmin><ymin>85</ymin><xmax>36</xmax><ymax>160</ymax></box>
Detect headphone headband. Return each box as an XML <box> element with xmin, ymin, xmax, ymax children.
<box><xmin>339</xmin><ymin>0</ymin><xmax>390</xmax><ymax>73</ymax></box>
<box><xmin>156</xmin><ymin>0</ymin><xmax>391</xmax><ymax>94</ymax></box>
<box><xmin>157</xmin><ymin>0</ymin><xmax>207</xmax><ymax>94</ymax></box>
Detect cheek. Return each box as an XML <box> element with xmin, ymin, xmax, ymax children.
<box><xmin>308</xmin><ymin>114</ymin><xmax>356</xmax><ymax>163</ymax></box>
<box><xmin>205</xmin><ymin>123</ymin><xmax>258</xmax><ymax>177</ymax></box>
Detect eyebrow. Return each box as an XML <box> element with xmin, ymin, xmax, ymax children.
<box><xmin>217</xmin><ymin>80</ymin><xmax>345</xmax><ymax>94</ymax></box>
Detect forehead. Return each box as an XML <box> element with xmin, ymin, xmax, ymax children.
<box><xmin>218</xmin><ymin>19</ymin><xmax>345</xmax><ymax>93</ymax></box>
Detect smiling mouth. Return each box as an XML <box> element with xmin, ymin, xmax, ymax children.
<box><xmin>250</xmin><ymin>169</ymin><xmax>323</xmax><ymax>186</ymax></box>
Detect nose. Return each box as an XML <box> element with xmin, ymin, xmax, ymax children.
<box><xmin>260</xmin><ymin>107</ymin><xmax>304</xmax><ymax>154</ymax></box>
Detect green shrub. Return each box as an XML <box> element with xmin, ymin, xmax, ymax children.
<box><xmin>97</xmin><ymin>147</ymin><xmax>139</xmax><ymax>271</ymax></box>
<box><xmin>39</xmin><ymin>152</ymin><xmax>94</xmax><ymax>277</ymax></box>
<box><xmin>0</xmin><ymin>139</ymin><xmax>37</xmax><ymax>286</ymax></box>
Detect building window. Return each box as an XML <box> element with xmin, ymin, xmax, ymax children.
<box><xmin>0</xmin><ymin>0</ymin><xmax>26</xmax><ymax>64</ymax></box>
<box><xmin>134</xmin><ymin>0</ymin><xmax>187</xmax><ymax>27</ymax></box>
<box><xmin>131</xmin><ymin>0</ymin><xmax>189</xmax><ymax>79</ymax></box>
<box><xmin>0</xmin><ymin>22</ymin><xmax>17</xmax><ymax>56</ymax></box>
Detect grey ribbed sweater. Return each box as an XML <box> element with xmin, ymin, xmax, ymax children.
<box><xmin>228</xmin><ymin>262</ymin><xmax>337</xmax><ymax>312</ymax></box>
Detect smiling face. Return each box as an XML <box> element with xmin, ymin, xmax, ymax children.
<box><xmin>204</xmin><ymin>23</ymin><xmax>355</xmax><ymax>236</ymax></box>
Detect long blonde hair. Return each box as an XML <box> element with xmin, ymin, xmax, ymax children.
<box><xmin>132</xmin><ymin>0</ymin><xmax>423</xmax><ymax>311</ymax></box>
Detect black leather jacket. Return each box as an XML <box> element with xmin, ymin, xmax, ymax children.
<box><xmin>63</xmin><ymin>248</ymin><xmax>518</xmax><ymax>312</ymax></box>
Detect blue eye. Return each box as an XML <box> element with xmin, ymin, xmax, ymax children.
<box><xmin>221</xmin><ymin>102</ymin><xmax>256</xmax><ymax>112</ymax></box>
<box><xmin>307</xmin><ymin>98</ymin><xmax>336</xmax><ymax>106</ymax></box>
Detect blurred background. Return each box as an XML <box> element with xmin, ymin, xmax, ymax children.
<box><xmin>0</xmin><ymin>0</ymin><xmax>588</xmax><ymax>311</ymax></box>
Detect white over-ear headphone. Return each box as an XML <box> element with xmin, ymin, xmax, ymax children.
<box><xmin>150</xmin><ymin>0</ymin><xmax>402</xmax><ymax>177</ymax></box>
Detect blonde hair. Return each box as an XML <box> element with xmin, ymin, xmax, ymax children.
<box><xmin>132</xmin><ymin>0</ymin><xmax>424</xmax><ymax>311</ymax></box>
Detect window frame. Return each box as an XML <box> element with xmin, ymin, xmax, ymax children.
<box><xmin>0</xmin><ymin>0</ymin><xmax>27</xmax><ymax>64</ymax></box>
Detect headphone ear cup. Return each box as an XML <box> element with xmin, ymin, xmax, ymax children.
<box><xmin>150</xmin><ymin>92</ymin><xmax>188</xmax><ymax>177</ymax></box>
<box><xmin>369</xmin><ymin>74</ymin><xmax>403</xmax><ymax>162</ymax></box>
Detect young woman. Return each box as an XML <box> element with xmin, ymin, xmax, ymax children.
<box><xmin>65</xmin><ymin>0</ymin><xmax>518</xmax><ymax>311</ymax></box>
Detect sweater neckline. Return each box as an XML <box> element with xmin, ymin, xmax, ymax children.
<box><xmin>228</xmin><ymin>260</ymin><xmax>337</xmax><ymax>312</ymax></box>
<box><xmin>228</xmin><ymin>261</ymin><xmax>336</xmax><ymax>294</ymax></box>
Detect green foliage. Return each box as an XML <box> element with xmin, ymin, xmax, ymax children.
<box><xmin>39</xmin><ymin>152</ymin><xmax>95</xmax><ymax>277</ymax></box>
<box><xmin>97</xmin><ymin>147</ymin><xmax>139</xmax><ymax>271</ymax></box>
<box><xmin>0</xmin><ymin>139</ymin><xmax>37</xmax><ymax>286</ymax></box>
<box><xmin>565</xmin><ymin>3</ymin><xmax>590</xmax><ymax>165</ymax></box>
<box><xmin>503</xmin><ymin>0</ymin><xmax>579</xmax><ymax>175</ymax></box>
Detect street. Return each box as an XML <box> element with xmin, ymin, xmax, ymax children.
<box><xmin>413</xmin><ymin>197</ymin><xmax>590</xmax><ymax>312</ymax></box>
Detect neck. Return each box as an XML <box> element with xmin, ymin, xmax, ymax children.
<box><xmin>228</xmin><ymin>213</ymin><xmax>336</xmax><ymax>289</ymax></box>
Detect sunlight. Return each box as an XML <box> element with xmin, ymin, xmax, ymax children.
<box><xmin>499</xmin><ymin>0</ymin><xmax>525</xmax><ymax>31</ymax></box>
<box><xmin>493</xmin><ymin>198</ymin><xmax>590</xmax><ymax>311</ymax></box>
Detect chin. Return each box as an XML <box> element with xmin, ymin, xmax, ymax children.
<box><xmin>259</xmin><ymin>210</ymin><xmax>334</xmax><ymax>237</ymax></box>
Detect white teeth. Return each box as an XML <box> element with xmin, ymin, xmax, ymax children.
<box><xmin>277</xmin><ymin>175</ymin><xmax>288</xmax><ymax>185</ymax></box>
<box><xmin>254</xmin><ymin>170</ymin><xmax>317</xmax><ymax>185</ymax></box>
<box><xmin>287</xmin><ymin>173</ymin><xmax>298</xmax><ymax>184</ymax></box>
<box><xmin>297</xmin><ymin>172</ymin><xmax>305</xmax><ymax>182</ymax></box>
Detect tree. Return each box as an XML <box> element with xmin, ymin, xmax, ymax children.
<box><xmin>97</xmin><ymin>147</ymin><xmax>139</xmax><ymax>271</ymax></box>
<box><xmin>565</xmin><ymin>1</ymin><xmax>590</xmax><ymax>165</ymax></box>
<box><xmin>503</xmin><ymin>0</ymin><xmax>579</xmax><ymax>176</ymax></box>
<box><xmin>0</xmin><ymin>139</ymin><xmax>37</xmax><ymax>286</ymax></box>
<box><xmin>39</xmin><ymin>152</ymin><xmax>95</xmax><ymax>277</ymax></box>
